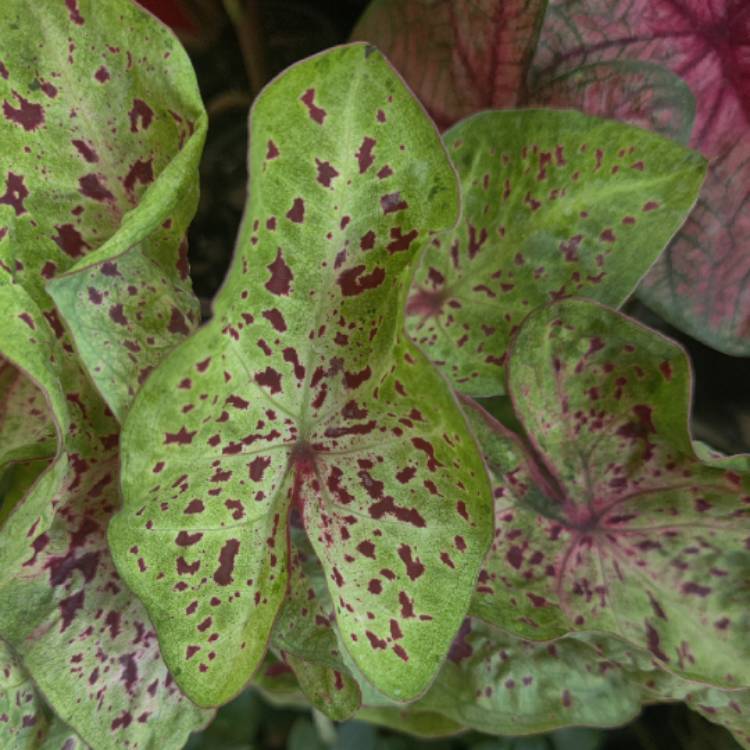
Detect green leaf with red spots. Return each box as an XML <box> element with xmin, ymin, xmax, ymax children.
<box><xmin>530</xmin><ymin>0</ymin><xmax>750</xmax><ymax>355</ymax></box>
<box><xmin>0</xmin><ymin>0</ymin><xmax>206</xmax><ymax>423</ymax></box>
<box><xmin>360</xmin><ymin>619</ymin><xmax>643</xmax><ymax>735</ymax></box>
<box><xmin>464</xmin><ymin>298</ymin><xmax>750</xmax><ymax>688</ymax></box>
<box><xmin>406</xmin><ymin>109</ymin><xmax>706</xmax><ymax>396</ymax></box>
<box><xmin>0</xmin><ymin>1</ymin><xmax>212</xmax><ymax>747</ymax></box>
<box><xmin>109</xmin><ymin>42</ymin><xmax>492</xmax><ymax>708</ymax></box>
<box><xmin>351</xmin><ymin>0</ymin><xmax>546</xmax><ymax>130</ymax></box>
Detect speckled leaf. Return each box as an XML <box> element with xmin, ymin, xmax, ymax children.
<box><xmin>0</xmin><ymin>639</ymin><xmax>49</xmax><ymax>749</ymax></box>
<box><xmin>0</xmin><ymin>0</ymin><xmax>205</xmax><ymax>422</ymax></box>
<box><xmin>110</xmin><ymin>43</ymin><xmax>492</xmax><ymax>707</ymax></box>
<box><xmin>351</xmin><ymin>0</ymin><xmax>546</xmax><ymax>130</ymax></box>
<box><xmin>284</xmin><ymin>653</ymin><xmax>360</xmax><ymax>722</ymax></box>
<box><xmin>275</xmin><ymin>529</ymin><xmax>361</xmax><ymax>720</ymax></box>
<box><xmin>531</xmin><ymin>0</ymin><xmax>750</xmax><ymax>354</ymax></box>
<box><xmin>0</xmin><ymin>0</ymin><xmax>212</xmax><ymax>746</ymax></box>
<box><xmin>364</xmin><ymin>618</ymin><xmax>642</xmax><ymax>735</ymax></box>
<box><xmin>406</xmin><ymin>109</ymin><xmax>705</xmax><ymax>396</ymax></box>
<box><xmin>0</xmin><ymin>358</ymin><xmax>55</xmax><ymax>472</ymax></box>
<box><xmin>469</xmin><ymin>298</ymin><xmax>750</xmax><ymax>687</ymax></box>
<box><xmin>531</xmin><ymin>60</ymin><xmax>696</xmax><ymax>145</ymax></box>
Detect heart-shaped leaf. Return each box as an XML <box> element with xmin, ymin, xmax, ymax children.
<box><xmin>463</xmin><ymin>298</ymin><xmax>750</xmax><ymax>687</ymax></box>
<box><xmin>0</xmin><ymin>0</ymin><xmax>212</xmax><ymax>746</ymax></box>
<box><xmin>406</xmin><ymin>109</ymin><xmax>705</xmax><ymax>396</ymax></box>
<box><xmin>351</xmin><ymin>0</ymin><xmax>546</xmax><ymax>130</ymax></box>
<box><xmin>110</xmin><ymin>43</ymin><xmax>492</xmax><ymax>708</ymax></box>
<box><xmin>531</xmin><ymin>0</ymin><xmax>750</xmax><ymax>354</ymax></box>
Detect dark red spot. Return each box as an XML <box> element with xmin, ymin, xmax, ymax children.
<box><xmin>682</xmin><ymin>582</ymin><xmax>711</xmax><ymax>597</ymax></box>
<box><xmin>109</xmin><ymin>304</ymin><xmax>128</xmax><ymax>326</ymax></box>
<box><xmin>65</xmin><ymin>0</ymin><xmax>84</xmax><ymax>24</ymax></box>
<box><xmin>164</xmin><ymin>426</ymin><xmax>196</xmax><ymax>445</ymax></box>
<box><xmin>357</xmin><ymin>540</ymin><xmax>376</xmax><ymax>558</ymax></box>
<box><xmin>360</xmin><ymin>230</ymin><xmax>376</xmax><ymax>251</ymax></box>
<box><xmin>266</xmin><ymin>140</ymin><xmax>279</xmax><ymax>159</ymax></box>
<box><xmin>286</xmin><ymin>197</ymin><xmax>305</xmax><ymax>223</ymax></box>
<box><xmin>337</xmin><ymin>264</ymin><xmax>385</xmax><ymax>296</ymax></box>
<box><xmin>0</xmin><ymin>172</ymin><xmax>28</xmax><ymax>216</ymax></box>
<box><xmin>59</xmin><ymin>590</ymin><xmax>85</xmax><ymax>632</ymax></box>
<box><xmin>387</xmin><ymin>227</ymin><xmax>418</xmax><ymax>253</ymax></box>
<box><xmin>176</xmin><ymin>531</ymin><xmax>203</xmax><ymax>547</ymax></box>
<box><xmin>300</xmin><ymin>88</ymin><xmax>326</xmax><ymax>124</ymax></box>
<box><xmin>506</xmin><ymin>546</ymin><xmax>523</xmax><ymax>570</ymax></box>
<box><xmin>94</xmin><ymin>66</ymin><xmax>110</xmax><ymax>83</ymax></box>
<box><xmin>53</xmin><ymin>224</ymin><xmax>89</xmax><ymax>258</ymax></box>
<box><xmin>397</xmin><ymin>544</ymin><xmax>425</xmax><ymax>580</ymax></box>
<box><xmin>356</xmin><ymin>136</ymin><xmax>376</xmax><ymax>173</ymax></box>
<box><xmin>645</xmin><ymin>622</ymin><xmax>669</xmax><ymax>662</ymax></box>
<box><xmin>129</xmin><ymin>99</ymin><xmax>153</xmax><ymax>132</ymax></box>
<box><xmin>265</xmin><ymin>249</ymin><xmax>293</xmax><ymax>295</ymax></box>
<box><xmin>185</xmin><ymin>499</ymin><xmax>204</xmax><ymax>514</ymax></box>
<box><xmin>79</xmin><ymin>173</ymin><xmax>114</xmax><ymax>202</ymax></box>
<box><xmin>366</xmin><ymin>630</ymin><xmax>386</xmax><ymax>650</ymax></box>
<box><xmin>214</xmin><ymin>539</ymin><xmax>240</xmax><ymax>585</ymax></box>
<box><xmin>399</xmin><ymin>591</ymin><xmax>415</xmax><ymax>618</ymax></box>
<box><xmin>249</xmin><ymin>456</ymin><xmax>271</xmax><ymax>482</ymax></box>
<box><xmin>255</xmin><ymin>367</ymin><xmax>282</xmax><ymax>394</ymax></box>
<box><xmin>120</xmin><ymin>158</ymin><xmax>153</xmax><ymax>198</ymax></box>
<box><xmin>315</xmin><ymin>158</ymin><xmax>339</xmax><ymax>187</ymax></box>
<box><xmin>381</xmin><ymin>192</ymin><xmax>408</xmax><ymax>214</ymax></box>
<box><xmin>168</xmin><ymin>308</ymin><xmax>190</xmax><ymax>335</ymax></box>
<box><xmin>262</xmin><ymin>308</ymin><xmax>287</xmax><ymax>332</ymax></box>
<box><xmin>71</xmin><ymin>139</ymin><xmax>98</xmax><ymax>163</ymax></box>
<box><xmin>3</xmin><ymin>92</ymin><xmax>44</xmax><ymax>131</ymax></box>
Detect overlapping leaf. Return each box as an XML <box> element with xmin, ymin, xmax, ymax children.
<box><xmin>463</xmin><ymin>298</ymin><xmax>750</xmax><ymax>688</ymax></box>
<box><xmin>531</xmin><ymin>0</ymin><xmax>750</xmax><ymax>354</ymax></box>
<box><xmin>0</xmin><ymin>639</ymin><xmax>89</xmax><ymax>749</ymax></box>
<box><xmin>110</xmin><ymin>43</ymin><xmax>492</xmax><ymax>708</ymax></box>
<box><xmin>406</xmin><ymin>109</ymin><xmax>705</xmax><ymax>396</ymax></box>
<box><xmin>351</xmin><ymin>0</ymin><xmax>546</xmax><ymax>130</ymax></box>
<box><xmin>1</xmin><ymin>0</ymin><xmax>205</xmax><ymax>422</ymax></box>
<box><xmin>0</xmin><ymin>0</ymin><xmax>211</xmax><ymax>746</ymax></box>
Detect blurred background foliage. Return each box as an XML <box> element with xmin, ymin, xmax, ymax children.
<box><xmin>133</xmin><ymin>1</ymin><xmax>749</xmax><ymax>747</ymax></box>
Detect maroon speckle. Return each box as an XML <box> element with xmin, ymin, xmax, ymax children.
<box><xmin>337</xmin><ymin>265</ymin><xmax>385</xmax><ymax>296</ymax></box>
<box><xmin>65</xmin><ymin>0</ymin><xmax>85</xmax><ymax>24</ymax></box>
<box><xmin>387</xmin><ymin>227</ymin><xmax>418</xmax><ymax>253</ymax></box>
<box><xmin>101</xmin><ymin>261</ymin><xmax>121</xmax><ymax>277</ymax></box>
<box><xmin>366</xmin><ymin>630</ymin><xmax>387</xmax><ymax>650</ymax></box>
<box><xmin>168</xmin><ymin>308</ymin><xmax>190</xmax><ymax>335</ymax></box>
<box><xmin>94</xmin><ymin>66</ymin><xmax>110</xmax><ymax>83</ymax></box>
<box><xmin>72</xmin><ymin>139</ymin><xmax>99</xmax><ymax>163</ymax></box>
<box><xmin>265</xmin><ymin>248</ymin><xmax>293</xmax><ymax>295</ymax></box>
<box><xmin>300</xmin><ymin>88</ymin><xmax>326</xmax><ymax>124</ymax></box>
<box><xmin>111</xmin><ymin>712</ymin><xmax>133</xmax><ymax>731</ymax></box>
<box><xmin>360</xmin><ymin>230</ymin><xmax>376</xmax><ymax>251</ymax></box>
<box><xmin>59</xmin><ymin>590</ymin><xmax>85</xmax><ymax>632</ymax></box>
<box><xmin>214</xmin><ymin>539</ymin><xmax>240</xmax><ymax>585</ymax></box>
<box><xmin>249</xmin><ymin>456</ymin><xmax>271</xmax><ymax>482</ymax></box>
<box><xmin>262</xmin><ymin>308</ymin><xmax>287</xmax><ymax>332</ymax></box>
<box><xmin>109</xmin><ymin>304</ymin><xmax>128</xmax><ymax>326</ymax></box>
<box><xmin>0</xmin><ymin>172</ymin><xmax>29</xmax><ymax>216</ymax></box>
<box><xmin>3</xmin><ymin>92</ymin><xmax>44</xmax><ymax>131</ymax></box>
<box><xmin>397</xmin><ymin>544</ymin><xmax>425</xmax><ymax>580</ymax></box>
<box><xmin>357</xmin><ymin>540</ymin><xmax>376</xmax><ymax>558</ymax></box>
<box><xmin>411</xmin><ymin>437</ymin><xmax>442</xmax><ymax>471</ymax></box>
<box><xmin>266</xmin><ymin>140</ymin><xmax>279</xmax><ymax>159</ymax></box>
<box><xmin>315</xmin><ymin>158</ymin><xmax>339</xmax><ymax>187</ymax></box>
<box><xmin>88</xmin><ymin>287</ymin><xmax>102</xmax><ymax>304</ymax></box>
<box><xmin>356</xmin><ymin>136</ymin><xmax>376</xmax><ymax>173</ymax></box>
<box><xmin>381</xmin><ymin>192</ymin><xmax>408</xmax><ymax>214</ymax></box>
<box><xmin>176</xmin><ymin>531</ymin><xmax>203</xmax><ymax>547</ymax></box>
<box><xmin>255</xmin><ymin>366</ymin><xmax>282</xmax><ymax>394</ymax></box>
<box><xmin>286</xmin><ymin>197</ymin><xmax>305</xmax><ymax>223</ymax></box>
<box><xmin>79</xmin><ymin>173</ymin><xmax>114</xmax><ymax>202</ymax></box>
<box><xmin>53</xmin><ymin>224</ymin><xmax>90</xmax><ymax>258</ymax></box>
<box><xmin>123</xmin><ymin>158</ymin><xmax>154</xmax><ymax>193</ymax></box>
<box><xmin>165</xmin><ymin>426</ymin><xmax>196</xmax><ymax>445</ymax></box>
<box><xmin>682</xmin><ymin>582</ymin><xmax>711</xmax><ymax>597</ymax></box>
<box><xmin>129</xmin><ymin>99</ymin><xmax>153</xmax><ymax>132</ymax></box>
<box><xmin>506</xmin><ymin>546</ymin><xmax>523</xmax><ymax>570</ymax></box>
<box><xmin>645</xmin><ymin>621</ymin><xmax>669</xmax><ymax>661</ymax></box>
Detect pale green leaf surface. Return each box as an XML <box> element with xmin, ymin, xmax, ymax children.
<box><xmin>406</xmin><ymin>109</ymin><xmax>705</xmax><ymax>396</ymax></box>
<box><xmin>110</xmin><ymin>43</ymin><xmax>491</xmax><ymax>708</ymax></box>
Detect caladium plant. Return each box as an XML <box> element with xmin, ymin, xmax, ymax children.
<box><xmin>353</xmin><ymin>0</ymin><xmax>750</xmax><ymax>358</ymax></box>
<box><xmin>1</xmin><ymin>1</ymin><xmax>749</xmax><ymax>749</ymax></box>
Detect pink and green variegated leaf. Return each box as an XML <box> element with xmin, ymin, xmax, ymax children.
<box><xmin>0</xmin><ymin>0</ymin><xmax>206</xmax><ymax>422</ymax></box>
<box><xmin>406</xmin><ymin>109</ymin><xmax>705</xmax><ymax>396</ymax></box>
<box><xmin>109</xmin><ymin>43</ymin><xmax>492</xmax><ymax>707</ymax></box>
<box><xmin>531</xmin><ymin>60</ymin><xmax>696</xmax><ymax>145</ymax></box>
<box><xmin>469</xmin><ymin>297</ymin><xmax>750</xmax><ymax>687</ymax></box>
<box><xmin>0</xmin><ymin>358</ymin><xmax>56</xmax><ymax>472</ymax></box>
<box><xmin>350</xmin><ymin>0</ymin><xmax>546</xmax><ymax>131</ymax></box>
<box><xmin>383</xmin><ymin>619</ymin><xmax>642</xmax><ymax>735</ymax></box>
<box><xmin>531</xmin><ymin>0</ymin><xmax>750</xmax><ymax>354</ymax></box>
